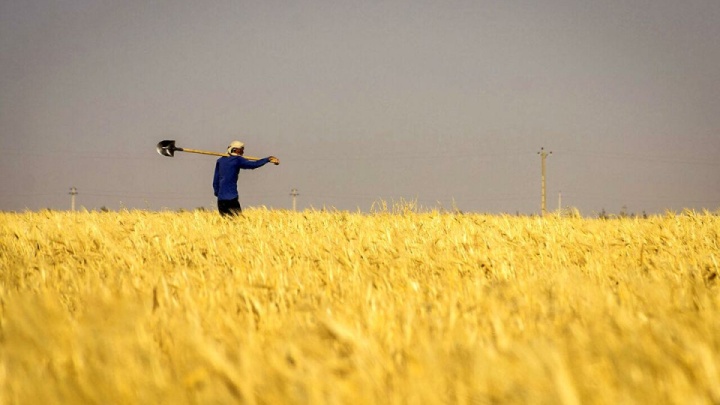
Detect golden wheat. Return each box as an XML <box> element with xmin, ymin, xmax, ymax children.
<box><xmin>1</xmin><ymin>209</ymin><xmax>718</xmax><ymax>404</ymax></box>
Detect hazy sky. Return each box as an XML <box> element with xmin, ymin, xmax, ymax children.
<box><xmin>1</xmin><ymin>0</ymin><xmax>719</xmax><ymax>215</ymax></box>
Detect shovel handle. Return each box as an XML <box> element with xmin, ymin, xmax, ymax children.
<box><xmin>181</xmin><ymin>147</ymin><xmax>262</xmax><ymax>161</ymax></box>
<box><xmin>179</xmin><ymin>147</ymin><xmax>225</xmax><ymax>157</ymax></box>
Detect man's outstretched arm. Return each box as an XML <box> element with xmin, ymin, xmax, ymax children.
<box><xmin>236</xmin><ymin>156</ymin><xmax>278</xmax><ymax>169</ymax></box>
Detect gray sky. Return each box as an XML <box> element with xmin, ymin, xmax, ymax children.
<box><xmin>1</xmin><ymin>0</ymin><xmax>719</xmax><ymax>215</ymax></box>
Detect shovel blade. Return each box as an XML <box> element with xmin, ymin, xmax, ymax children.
<box><xmin>157</xmin><ymin>140</ymin><xmax>177</xmax><ymax>157</ymax></box>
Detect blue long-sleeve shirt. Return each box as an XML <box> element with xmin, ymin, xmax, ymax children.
<box><xmin>213</xmin><ymin>156</ymin><xmax>271</xmax><ymax>200</ymax></box>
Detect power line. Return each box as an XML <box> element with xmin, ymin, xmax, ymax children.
<box><xmin>3</xmin><ymin>146</ymin><xmax>718</xmax><ymax>166</ymax></box>
<box><xmin>553</xmin><ymin>149</ymin><xmax>720</xmax><ymax>167</ymax></box>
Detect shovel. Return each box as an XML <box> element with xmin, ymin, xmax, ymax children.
<box><xmin>156</xmin><ymin>140</ymin><xmax>263</xmax><ymax>161</ymax></box>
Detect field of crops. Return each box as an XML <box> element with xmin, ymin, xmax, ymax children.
<box><xmin>1</xmin><ymin>208</ymin><xmax>719</xmax><ymax>404</ymax></box>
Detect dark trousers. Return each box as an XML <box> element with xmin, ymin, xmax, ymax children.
<box><xmin>218</xmin><ymin>198</ymin><xmax>242</xmax><ymax>216</ymax></box>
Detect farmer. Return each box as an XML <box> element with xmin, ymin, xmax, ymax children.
<box><xmin>213</xmin><ymin>140</ymin><xmax>279</xmax><ymax>216</ymax></box>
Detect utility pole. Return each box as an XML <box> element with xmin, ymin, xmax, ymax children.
<box><xmin>558</xmin><ymin>191</ymin><xmax>562</xmax><ymax>212</ymax></box>
<box><xmin>538</xmin><ymin>147</ymin><xmax>552</xmax><ymax>216</ymax></box>
<box><xmin>290</xmin><ymin>188</ymin><xmax>299</xmax><ymax>211</ymax></box>
<box><xmin>69</xmin><ymin>187</ymin><xmax>78</xmax><ymax>211</ymax></box>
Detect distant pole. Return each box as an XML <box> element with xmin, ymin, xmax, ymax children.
<box><xmin>290</xmin><ymin>188</ymin><xmax>299</xmax><ymax>211</ymax></box>
<box><xmin>538</xmin><ymin>148</ymin><xmax>552</xmax><ymax>216</ymax></box>
<box><xmin>69</xmin><ymin>187</ymin><xmax>78</xmax><ymax>211</ymax></box>
<box><xmin>558</xmin><ymin>191</ymin><xmax>562</xmax><ymax>212</ymax></box>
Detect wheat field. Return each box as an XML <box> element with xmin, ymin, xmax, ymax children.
<box><xmin>1</xmin><ymin>208</ymin><xmax>718</xmax><ymax>404</ymax></box>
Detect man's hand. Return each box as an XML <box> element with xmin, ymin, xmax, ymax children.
<box><xmin>268</xmin><ymin>156</ymin><xmax>280</xmax><ymax>165</ymax></box>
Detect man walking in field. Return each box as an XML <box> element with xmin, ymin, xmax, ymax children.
<box><xmin>213</xmin><ymin>140</ymin><xmax>279</xmax><ymax>216</ymax></box>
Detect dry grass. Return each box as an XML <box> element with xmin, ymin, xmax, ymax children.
<box><xmin>1</xmin><ymin>208</ymin><xmax>719</xmax><ymax>404</ymax></box>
